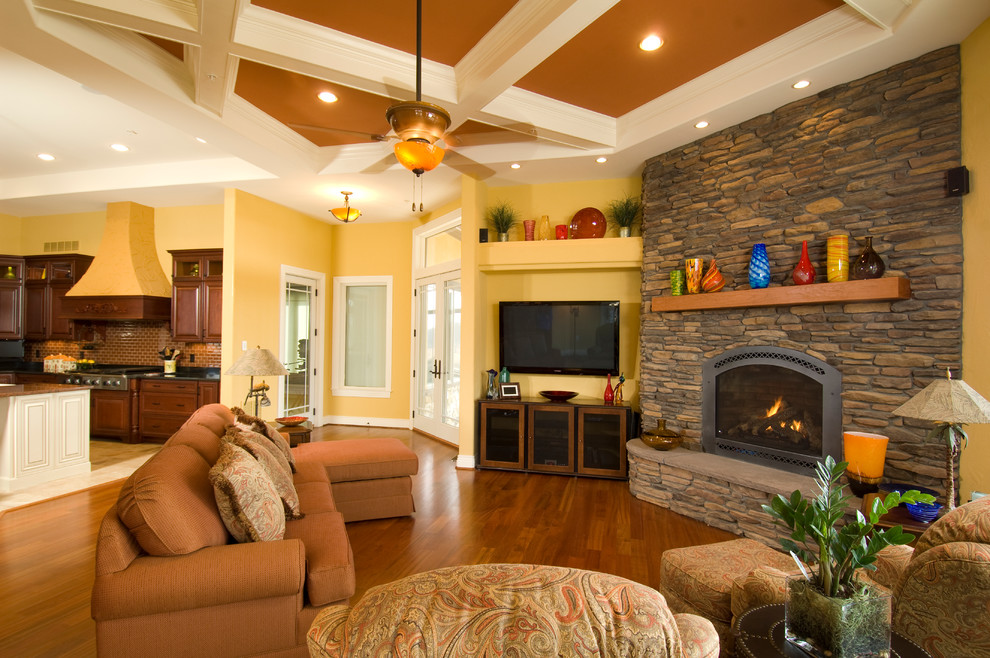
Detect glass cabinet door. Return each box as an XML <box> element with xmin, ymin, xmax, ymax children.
<box><xmin>528</xmin><ymin>405</ymin><xmax>574</xmax><ymax>473</ymax></box>
<box><xmin>577</xmin><ymin>407</ymin><xmax>628</xmax><ymax>477</ymax></box>
<box><xmin>480</xmin><ymin>402</ymin><xmax>525</xmax><ymax>468</ymax></box>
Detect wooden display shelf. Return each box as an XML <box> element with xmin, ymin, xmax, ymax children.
<box><xmin>651</xmin><ymin>277</ymin><xmax>910</xmax><ymax>313</ymax></box>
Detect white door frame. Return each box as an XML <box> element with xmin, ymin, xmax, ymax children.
<box><xmin>279</xmin><ymin>265</ymin><xmax>325</xmax><ymax>423</ymax></box>
<box><xmin>411</xmin><ymin>211</ymin><xmax>461</xmax><ymax>443</ymax></box>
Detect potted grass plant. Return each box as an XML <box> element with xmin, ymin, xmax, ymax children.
<box><xmin>486</xmin><ymin>201</ymin><xmax>520</xmax><ymax>242</ymax></box>
<box><xmin>604</xmin><ymin>194</ymin><xmax>642</xmax><ymax>237</ymax></box>
<box><xmin>763</xmin><ymin>456</ymin><xmax>935</xmax><ymax>658</ymax></box>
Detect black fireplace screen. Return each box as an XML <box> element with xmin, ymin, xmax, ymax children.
<box><xmin>702</xmin><ymin>347</ymin><xmax>841</xmax><ymax>476</ymax></box>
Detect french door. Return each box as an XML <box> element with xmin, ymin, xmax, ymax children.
<box><xmin>280</xmin><ymin>269</ymin><xmax>323</xmax><ymax>420</ymax></box>
<box><xmin>413</xmin><ymin>271</ymin><xmax>460</xmax><ymax>443</ymax></box>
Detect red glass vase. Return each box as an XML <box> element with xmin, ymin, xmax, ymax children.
<box><xmin>603</xmin><ymin>373</ymin><xmax>614</xmax><ymax>403</ymax></box>
<box><xmin>792</xmin><ymin>240</ymin><xmax>816</xmax><ymax>285</ymax></box>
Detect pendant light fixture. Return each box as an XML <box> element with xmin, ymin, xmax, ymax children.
<box><xmin>330</xmin><ymin>191</ymin><xmax>361</xmax><ymax>223</ymax></box>
<box><xmin>385</xmin><ymin>0</ymin><xmax>450</xmax><ymax>212</ymax></box>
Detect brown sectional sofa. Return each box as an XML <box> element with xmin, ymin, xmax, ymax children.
<box><xmin>91</xmin><ymin>404</ymin><xmax>418</xmax><ymax>658</ymax></box>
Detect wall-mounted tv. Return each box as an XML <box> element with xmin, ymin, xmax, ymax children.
<box><xmin>499</xmin><ymin>300</ymin><xmax>619</xmax><ymax>376</ymax></box>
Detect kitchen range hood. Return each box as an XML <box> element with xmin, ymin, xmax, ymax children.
<box><xmin>62</xmin><ymin>201</ymin><xmax>171</xmax><ymax>321</ymax></box>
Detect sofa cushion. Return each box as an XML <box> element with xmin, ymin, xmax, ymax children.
<box><xmin>232</xmin><ymin>407</ymin><xmax>296</xmax><ymax>472</ymax></box>
<box><xmin>225</xmin><ymin>426</ymin><xmax>301</xmax><ymax>519</ymax></box>
<box><xmin>210</xmin><ymin>442</ymin><xmax>286</xmax><ymax>543</ymax></box>
<box><xmin>283</xmin><ymin>511</ymin><xmax>355</xmax><ymax>605</ymax></box>
<box><xmin>116</xmin><ymin>445</ymin><xmax>229</xmax><ymax>556</ymax></box>
<box><xmin>293</xmin><ymin>438</ymin><xmax>418</xmax><ymax>483</ymax></box>
<box><xmin>166</xmin><ymin>423</ymin><xmax>224</xmax><ymax>466</ymax></box>
<box><xmin>915</xmin><ymin>495</ymin><xmax>990</xmax><ymax>557</ymax></box>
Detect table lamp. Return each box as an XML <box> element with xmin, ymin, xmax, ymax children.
<box><xmin>892</xmin><ymin>368</ymin><xmax>990</xmax><ymax>508</ymax></box>
<box><xmin>224</xmin><ymin>346</ymin><xmax>289</xmax><ymax>416</ymax></box>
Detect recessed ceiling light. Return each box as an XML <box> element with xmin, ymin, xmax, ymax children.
<box><xmin>37</xmin><ymin>153</ymin><xmax>56</xmax><ymax>161</ymax></box>
<box><xmin>792</xmin><ymin>80</ymin><xmax>811</xmax><ymax>89</ymax></box>
<box><xmin>318</xmin><ymin>91</ymin><xmax>338</xmax><ymax>103</ymax></box>
<box><xmin>639</xmin><ymin>35</ymin><xmax>663</xmax><ymax>51</ymax></box>
<box><xmin>596</xmin><ymin>156</ymin><xmax>608</xmax><ymax>164</ymax></box>
<box><xmin>195</xmin><ymin>137</ymin><xmax>207</xmax><ymax>144</ymax></box>
<box><xmin>510</xmin><ymin>163</ymin><xmax>521</xmax><ymax>169</ymax></box>
<box><xmin>110</xmin><ymin>143</ymin><xmax>129</xmax><ymax>152</ymax></box>
<box><xmin>695</xmin><ymin>121</ymin><xmax>709</xmax><ymax>129</ymax></box>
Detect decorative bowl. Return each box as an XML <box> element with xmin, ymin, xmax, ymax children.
<box><xmin>906</xmin><ymin>501</ymin><xmax>942</xmax><ymax>523</ymax></box>
<box><xmin>569</xmin><ymin>207</ymin><xmax>606</xmax><ymax>239</ymax></box>
<box><xmin>641</xmin><ymin>420</ymin><xmax>682</xmax><ymax>451</ymax></box>
<box><xmin>275</xmin><ymin>416</ymin><xmax>308</xmax><ymax>427</ymax></box>
<box><xmin>539</xmin><ymin>390</ymin><xmax>578</xmax><ymax>403</ymax></box>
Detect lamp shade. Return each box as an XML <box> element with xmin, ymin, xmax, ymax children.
<box><xmin>225</xmin><ymin>347</ymin><xmax>289</xmax><ymax>377</ymax></box>
<box><xmin>892</xmin><ymin>371</ymin><xmax>990</xmax><ymax>424</ymax></box>
<box><xmin>393</xmin><ymin>140</ymin><xmax>445</xmax><ymax>175</ymax></box>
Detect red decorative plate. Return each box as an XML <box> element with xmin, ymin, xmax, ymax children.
<box><xmin>569</xmin><ymin>207</ymin><xmax>606</xmax><ymax>239</ymax></box>
<box><xmin>539</xmin><ymin>390</ymin><xmax>578</xmax><ymax>403</ymax></box>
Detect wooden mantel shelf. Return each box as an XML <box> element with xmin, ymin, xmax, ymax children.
<box><xmin>651</xmin><ymin>277</ymin><xmax>911</xmax><ymax>313</ymax></box>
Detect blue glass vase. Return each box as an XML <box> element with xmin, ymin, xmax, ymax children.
<box><xmin>749</xmin><ymin>243</ymin><xmax>771</xmax><ymax>289</ymax></box>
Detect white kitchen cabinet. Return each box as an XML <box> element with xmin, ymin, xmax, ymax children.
<box><xmin>0</xmin><ymin>386</ymin><xmax>90</xmax><ymax>492</ymax></box>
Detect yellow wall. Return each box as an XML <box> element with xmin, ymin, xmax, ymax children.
<box><xmin>326</xmin><ymin>219</ymin><xmax>417</xmax><ymax>422</ymax></box>
<box><xmin>222</xmin><ymin>189</ymin><xmax>333</xmax><ymax>419</ymax></box>
<box><xmin>489</xmin><ymin>177</ymin><xmax>642</xmax><ymax>240</ymax></box>
<box><xmin>18</xmin><ymin>211</ymin><xmax>105</xmax><ymax>255</ymax></box>
<box><xmin>961</xmin><ymin>17</ymin><xmax>990</xmax><ymax>501</ymax></box>
<box><xmin>0</xmin><ymin>214</ymin><xmax>24</xmax><ymax>252</ymax></box>
<box><xmin>154</xmin><ymin>204</ymin><xmax>224</xmax><ymax>275</ymax></box>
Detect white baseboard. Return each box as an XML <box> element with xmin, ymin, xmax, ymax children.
<box><xmin>320</xmin><ymin>415</ymin><xmax>412</xmax><ymax>429</ymax></box>
<box><xmin>455</xmin><ymin>454</ymin><xmax>476</xmax><ymax>470</ymax></box>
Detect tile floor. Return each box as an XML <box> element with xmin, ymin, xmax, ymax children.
<box><xmin>0</xmin><ymin>439</ymin><xmax>160</xmax><ymax>513</ymax></box>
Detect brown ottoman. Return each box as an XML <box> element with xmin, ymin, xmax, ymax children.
<box><xmin>659</xmin><ymin>538</ymin><xmax>795</xmax><ymax>656</ymax></box>
<box><xmin>293</xmin><ymin>438</ymin><xmax>418</xmax><ymax>522</ymax></box>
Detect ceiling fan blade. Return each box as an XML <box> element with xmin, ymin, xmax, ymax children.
<box><xmin>287</xmin><ymin>123</ymin><xmax>391</xmax><ymax>142</ymax></box>
<box><xmin>442</xmin><ymin>150</ymin><xmax>496</xmax><ymax>179</ymax></box>
<box><xmin>361</xmin><ymin>151</ymin><xmax>399</xmax><ymax>174</ymax></box>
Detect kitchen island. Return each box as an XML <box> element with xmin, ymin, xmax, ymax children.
<box><xmin>0</xmin><ymin>383</ymin><xmax>91</xmax><ymax>493</ymax></box>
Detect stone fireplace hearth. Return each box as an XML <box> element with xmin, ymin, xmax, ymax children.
<box><xmin>632</xmin><ymin>46</ymin><xmax>963</xmax><ymax>532</ymax></box>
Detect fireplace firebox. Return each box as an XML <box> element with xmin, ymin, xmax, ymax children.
<box><xmin>702</xmin><ymin>347</ymin><xmax>842</xmax><ymax>476</ymax></box>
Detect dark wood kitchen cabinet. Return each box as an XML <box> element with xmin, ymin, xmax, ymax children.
<box><xmin>138</xmin><ymin>378</ymin><xmax>219</xmax><ymax>442</ymax></box>
<box><xmin>91</xmin><ymin>390</ymin><xmax>132</xmax><ymax>440</ymax></box>
<box><xmin>169</xmin><ymin>249</ymin><xmax>222</xmax><ymax>343</ymax></box>
<box><xmin>0</xmin><ymin>256</ymin><xmax>24</xmax><ymax>339</ymax></box>
<box><xmin>23</xmin><ymin>254</ymin><xmax>92</xmax><ymax>340</ymax></box>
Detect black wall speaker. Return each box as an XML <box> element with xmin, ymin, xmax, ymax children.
<box><xmin>946</xmin><ymin>166</ymin><xmax>970</xmax><ymax>197</ymax></box>
<box><xmin>479</xmin><ymin>228</ymin><xmax>489</xmax><ymax>243</ymax></box>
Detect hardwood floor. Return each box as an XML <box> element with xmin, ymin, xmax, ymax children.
<box><xmin>0</xmin><ymin>425</ymin><xmax>736</xmax><ymax>657</ymax></box>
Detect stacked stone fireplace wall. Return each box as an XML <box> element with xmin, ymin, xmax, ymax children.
<box><xmin>638</xmin><ymin>46</ymin><xmax>963</xmax><ymax>499</ymax></box>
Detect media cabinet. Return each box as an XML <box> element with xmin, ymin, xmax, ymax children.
<box><xmin>476</xmin><ymin>398</ymin><xmax>636</xmax><ymax>479</ymax></box>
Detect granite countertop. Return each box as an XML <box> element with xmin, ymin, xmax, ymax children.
<box><xmin>0</xmin><ymin>363</ymin><xmax>220</xmax><ymax>381</ymax></box>
<box><xmin>0</xmin><ymin>383</ymin><xmax>92</xmax><ymax>398</ymax></box>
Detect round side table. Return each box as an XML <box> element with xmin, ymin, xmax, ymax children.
<box><xmin>274</xmin><ymin>421</ymin><xmax>312</xmax><ymax>447</ymax></box>
<box><xmin>734</xmin><ymin>604</ymin><xmax>930</xmax><ymax>658</ymax></box>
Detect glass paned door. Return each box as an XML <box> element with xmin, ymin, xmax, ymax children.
<box><xmin>282</xmin><ymin>275</ymin><xmax>315</xmax><ymax>418</ymax></box>
<box><xmin>413</xmin><ymin>272</ymin><xmax>460</xmax><ymax>443</ymax></box>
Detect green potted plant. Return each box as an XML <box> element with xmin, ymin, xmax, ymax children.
<box><xmin>604</xmin><ymin>194</ymin><xmax>642</xmax><ymax>237</ymax></box>
<box><xmin>763</xmin><ymin>456</ymin><xmax>935</xmax><ymax>658</ymax></box>
<box><xmin>486</xmin><ymin>201</ymin><xmax>520</xmax><ymax>242</ymax></box>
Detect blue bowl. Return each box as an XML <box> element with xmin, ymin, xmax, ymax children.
<box><xmin>906</xmin><ymin>501</ymin><xmax>942</xmax><ymax>523</ymax></box>
<box><xmin>878</xmin><ymin>483</ymin><xmax>939</xmax><ymax>506</ymax></box>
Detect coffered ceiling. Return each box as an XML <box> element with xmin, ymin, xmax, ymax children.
<box><xmin>0</xmin><ymin>0</ymin><xmax>987</xmax><ymax>222</ymax></box>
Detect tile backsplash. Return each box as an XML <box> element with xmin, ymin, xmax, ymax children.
<box><xmin>25</xmin><ymin>321</ymin><xmax>221</xmax><ymax>367</ymax></box>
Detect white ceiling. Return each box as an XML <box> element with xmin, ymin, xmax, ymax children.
<box><xmin>0</xmin><ymin>0</ymin><xmax>987</xmax><ymax>223</ymax></box>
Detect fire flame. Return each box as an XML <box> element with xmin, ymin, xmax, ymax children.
<box><xmin>766</xmin><ymin>397</ymin><xmax>783</xmax><ymax>417</ymax></box>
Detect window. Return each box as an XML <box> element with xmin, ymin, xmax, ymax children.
<box><xmin>332</xmin><ymin>276</ymin><xmax>392</xmax><ymax>398</ymax></box>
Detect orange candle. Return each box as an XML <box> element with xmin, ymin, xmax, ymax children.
<box><xmin>843</xmin><ymin>431</ymin><xmax>889</xmax><ymax>479</ymax></box>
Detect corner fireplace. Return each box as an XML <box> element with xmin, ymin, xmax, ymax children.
<box><xmin>702</xmin><ymin>347</ymin><xmax>842</xmax><ymax>476</ymax></box>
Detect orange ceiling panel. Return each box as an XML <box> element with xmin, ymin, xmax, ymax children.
<box><xmin>516</xmin><ymin>0</ymin><xmax>843</xmax><ymax>117</ymax></box>
<box><xmin>250</xmin><ymin>0</ymin><xmax>519</xmax><ymax>66</ymax></box>
<box><xmin>235</xmin><ymin>60</ymin><xmax>396</xmax><ymax>147</ymax></box>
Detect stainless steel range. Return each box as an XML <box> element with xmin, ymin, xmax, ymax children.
<box><xmin>58</xmin><ymin>366</ymin><xmax>159</xmax><ymax>390</ymax></box>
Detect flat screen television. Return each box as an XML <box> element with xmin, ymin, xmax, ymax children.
<box><xmin>499</xmin><ymin>300</ymin><xmax>619</xmax><ymax>376</ymax></box>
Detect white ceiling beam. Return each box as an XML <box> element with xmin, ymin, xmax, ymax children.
<box><xmin>842</xmin><ymin>0</ymin><xmax>913</xmax><ymax>30</ymax></box>
<box><xmin>189</xmin><ymin>0</ymin><xmax>241</xmax><ymax>116</ymax></box>
<box><xmin>33</xmin><ymin>0</ymin><xmax>199</xmax><ymax>41</ymax></box>
<box><xmin>452</xmin><ymin>0</ymin><xmax>619</xmax><ymax>125</ymax></box>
